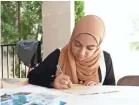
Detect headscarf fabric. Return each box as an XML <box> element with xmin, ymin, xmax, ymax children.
<box><xmin>58</xmin><ymin>15</ymin><xmax>105</xmax><ymax>84</ymax></box>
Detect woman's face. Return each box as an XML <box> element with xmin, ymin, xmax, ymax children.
<box><xmin>71</xmin><ymin>34</ymin><xmax>98</xmax><ymax>61</ymax></box>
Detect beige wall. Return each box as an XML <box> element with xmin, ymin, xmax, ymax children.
<box><xmin>42</xmin><ymin>1</ymin><xmax>74</xmax><ymax>58</ymax></box>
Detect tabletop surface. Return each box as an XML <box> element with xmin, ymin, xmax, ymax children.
<box><xmin>1</xmin><ymin>84</ymin><xmax>139</xmax><ymax>105</ymax></box>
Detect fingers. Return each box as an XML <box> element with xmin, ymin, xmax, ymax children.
<box><xmin>59</xmin><ymin>80</ymin><xmax>72</xmax><ymax>89</ymax></box>
<box><xmin>61</xmin><ymin>74</ymin><xmax>70</xmax><ymax>81</ymax></box>
<box><xmin>53</xmin><ymin>74</ymin><xmax>72</xmax><ymax>89</ymax></box>
<box><xmin>88</xmin><ymin>81</ymin><xmax>97</xmax><ymax>86</ymax></box>
<box><xmin>84</xmin><ymin>80</ymin><xmax>97</xmax><ymax>86</ymax></box>
<box><xmin>60</xmin><ymin>79</ymin><xmax>69</xmax><ymax>85</ymax></box>
<box><xmin>60</xmin><ymin>84</ymin><xmax>69</xmax><ymax>89</ymax></box>
<box><xmin>68</xmin><ymin>80</ymin><xmax>72</xmax><ymax>88</ymax></box>
<box><xmin>60</xmin><ymin>76</ymin><xmax>72</xmax><ymax>88</ymax></box>
<box><xmin>79</xmin><ymin>81</ymin><xmax>84</xmax><ymax>84</ymax></box>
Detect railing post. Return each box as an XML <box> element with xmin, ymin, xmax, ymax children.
<box><xmin>12</xmin><ymin>46</ymin><xmax>15</xmax><ymax>78</ymax></box>
<box><xmin>1</xmin><ymin>46</ymin><xmax>4</xmax><ymax>78</ymax></box>
<box><xmin>7</xmin><ymin>46</ymin><xmax>9</xmax><ymax>78</ymax></box>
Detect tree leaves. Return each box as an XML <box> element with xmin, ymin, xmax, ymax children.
<box><xmin>75</xmin><ymin>1</ymin><xmax>84</xmax><ymax>24</ymax></box>
<box><xmin>1</xmin><ymin>1</ymin><xmax>42</xmax><ymax>44</ymax></box>
<box><xmin>1</xmin><ymin>1</ymin><xmax>43</xmax><ymax>78</ymax></box>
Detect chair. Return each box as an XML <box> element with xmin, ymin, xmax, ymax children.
<box><xmin>16</xmin><ymin>40</ymin><xmax>42</xmax><ymax>73</ymax></box>
<box><xmin>117</xmin><ymin>75</ymin><xmax>139</xmax><ymax>86</ymax></box>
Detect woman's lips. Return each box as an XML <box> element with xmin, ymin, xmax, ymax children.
<box><xmin>76</xmin><ymin>55</ymin><xmax>85</xmax><ymax>61</ymax></box>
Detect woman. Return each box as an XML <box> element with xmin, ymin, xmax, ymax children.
<box><xmin>27</xmin><ymin>15</ymin><xmax>115</xmax><ymax>89</ymax></box>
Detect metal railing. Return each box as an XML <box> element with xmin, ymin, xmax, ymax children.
<box><xmin>1</xmin><ymin>44</ymin><xmax>28</xmax><ymax>78</ymax></box>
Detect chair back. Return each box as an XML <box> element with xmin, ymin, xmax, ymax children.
<box><xmin>117</xmin><ymin>75</ymin><xmax>139</xmax><ymax>86</ymax></box>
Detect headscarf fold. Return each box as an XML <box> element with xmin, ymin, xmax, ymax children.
<box><xmin>58</xmin><ymin>15</ymin><xmax>105</xmax><ymax>84</ymax></box>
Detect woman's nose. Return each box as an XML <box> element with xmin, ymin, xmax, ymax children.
<box><xmin>78</xmin><ymin>48</ymin><xmax>86</xmax><ymax>57</ymax></box>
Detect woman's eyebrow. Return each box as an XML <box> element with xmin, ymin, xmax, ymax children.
<box><xmin>87</xmin><ymin>45</ymin><xmax>97</xmax><ymax>47</ymax></box>
<box><xmin>75</xmin><ymin>40</ymin><xmax>97</xmax><ymax>47</ymax></box>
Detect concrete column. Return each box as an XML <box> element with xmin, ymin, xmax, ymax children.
<box><xmin>42</xmin><ymin>1</ymin><xmax>74</xmax><ymax>59</ymax></box>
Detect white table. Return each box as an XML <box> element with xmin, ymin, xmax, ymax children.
<box><xmin>1</xmin><ymin>84</ymin><xmax>139</xmax><ymax>105</ymax></box>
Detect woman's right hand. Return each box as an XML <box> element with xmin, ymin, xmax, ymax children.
<box><xmin>53</xmin><ymin>73</ymin><xmax>72</xmax><ymax>89</ymax></box>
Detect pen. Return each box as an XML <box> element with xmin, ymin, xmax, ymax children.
<box><xmin>56</xmin><ymin>64</ymin><xmax>63</xmax><ymax>73</ymax></box>
<box><xmin>56</xmin><ymin>64</ymin><xmax>71</xmax><ymax>88</ymax></box>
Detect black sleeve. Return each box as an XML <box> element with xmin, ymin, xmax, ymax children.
<box><xmin>103</xmin><ymin>51</ymin><xmax>116</xmax><ymax>85</ymax></box>
<box><xmin>27</xmin><ymin>49</ymin><xmax>60</xmax><ymax>88</ymax></box>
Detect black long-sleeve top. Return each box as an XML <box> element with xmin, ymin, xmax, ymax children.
<box><xmin>27</xmin><ymin>49</ymin><xmax>116</xmax><ymax>88</ymax></box>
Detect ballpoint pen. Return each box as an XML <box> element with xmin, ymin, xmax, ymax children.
<box><xmin>56</xmin><ymin>64</ymin><xmax>63</xmax><ymax>74</ymax></box>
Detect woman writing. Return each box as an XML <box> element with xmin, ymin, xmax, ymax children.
<box><xmin>27</xmin><ymin>15</ymin><xmax>116</xmax><ymax>89</ymax></box>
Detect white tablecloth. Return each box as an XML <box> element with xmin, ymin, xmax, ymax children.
<box><xmin>1</xmin><ymin>84</ymin><xmax>139</xmax><ymax>105</ymax></box>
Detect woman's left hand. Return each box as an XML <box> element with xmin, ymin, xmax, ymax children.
<box><xmin>84</xmin><ymin>80</ymin><xmax>97</xmax><ymax>86</ymax></box>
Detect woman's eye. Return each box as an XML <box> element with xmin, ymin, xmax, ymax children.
<box><xmin>87</xmin><ymin>46</ymin><xmax>96</xmax><ymax>51</ymax></box>
<box><xmin>75</xmin><ymin>42</ymin><xmax>81</xmax><ymax>47</ymax></box>
<box><xmin>87</xmin><ymin>48</ymin><xmax>94</xmax><ymax>50</ymax></box>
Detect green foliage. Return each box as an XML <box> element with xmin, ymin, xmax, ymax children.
<box><xmin>1</xmin><ymin>1</ymin><xmax>42</xmax><ymax>78</ymax></box>
<box><xmin>75</xmin><ymin>1</ymin><xmax>84</xmax><ymax>24</ymax></box>
<box><xmin>11</xmin><ymin>58</ymin><xmax>26</xmax><ymax>78</ymax></box>
<box><xmin>1</xmin><ymin>1</ymin><xmax>42</xmax><ymax>44</ymax></box>
<box><xmin>1</xmin><ymin>1</ymin><xmax>19</xmax><ymax>44</ymax></box>
<box><xmin>129</xmin><ymin>16</ymin><xmax>139</xmax><ymax>51</ymax></box>
<box><xmin>130</xmin><ymin>42</ymin><xmax>139</xmax><ymax>51</ymax></box>
<box><xmin>1</xmin><ymin>1</ymin><xmax>85</xmax><ymax>78</ymax></box>
<box><xmin>21</xmin><ymin>1</ymin><xmax>42</xmax><ymax>40</ymax></box>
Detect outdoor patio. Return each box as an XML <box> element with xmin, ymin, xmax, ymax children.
<box><xmin>1</xmin><ymin>1</ymin><xmax>76</xmax><ymax>88</ymax></box>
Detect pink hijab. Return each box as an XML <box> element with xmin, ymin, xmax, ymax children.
<box><xmin>58</xmin><ymin>15</ymin><xmax>105</xmax><ymax>84</ymax></box>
